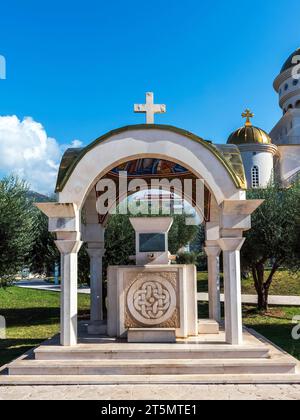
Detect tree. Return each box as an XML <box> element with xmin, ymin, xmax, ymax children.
<box><xmin>104</xmin><ymin>214</ymin><xmax>135</xmax><ymax>268</ymax></box>
<box><xmin>29</xmin><ymin>203</ymin><xmax>59</xmax><ymax>276</ymax></box>
<box><xmin>168</xmin><ymin>215</ymin><xmax>198</xmax><ymax>254</ymax></box>
<box><xmin>78</xmin><ymin>245</ymin><xmax>91</xmax><ymax>286</ymax></box>
<box><xmin>241</xmin><ymin>183</ymin><xmax>300</xmax><ymax>311</ymax></box>
<box><xmin>0</xmin><ymin>176</ymin><xmax>36</xmax><ymax>286</ymax></box>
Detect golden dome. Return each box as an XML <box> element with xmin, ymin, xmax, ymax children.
<box><xmin>227</xmin><ymin>109</ymin><xmax>272</xmax><ymax>145</ymax></box>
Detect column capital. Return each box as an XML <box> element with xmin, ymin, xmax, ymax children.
<box><xmin>218</xmin><ymin>237</ymin><xmax>245</xmax><ymax>252</ymax></box>
<box><xmin>220</xmin><ymin>199</ymin><xmax>264</xmax><ymax>234</ymax></box>
<box><xmin>204</xmin><ymin>243</ymin><xmax>221</xmax><ymax>257</ymax></box>
<box><xmin>55</xmin><ymin>240</ymin><xmax>83</xmax><ymax>255</ymax></box>
<box><xmin>87</xmin><ymin>247</ymin><xmax>106</xmax><ymax>259</ymax></box>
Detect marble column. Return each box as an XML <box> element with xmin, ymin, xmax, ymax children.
<box><xmin>218</xmin><ymin>237</ymin><xmax>245</xmax><ymax>345</ymax></box>
<box><xmin>55</xmin><ymin>240</ymin><xmax>83</xmax><ymax>346</ymax></box>
<box><xmin>87</xmin><ymin>247</ymin><xmax>105</xmax><ymax>322</ymax></box>
<box><xmin>204</xmin><ymin>244</ymin><xmax>221</xmax><ymax>323</ymax></box>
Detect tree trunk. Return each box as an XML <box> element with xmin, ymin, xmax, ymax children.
<box><xmin>253</xmin><ymin>262</ymin><xmax>268</xmax><ymax>311</ymax></box>
<box><xmin>257</xmin><ymin>287</ymin><xmax>269</xmax><ymax>311</ymax></box>
<box><xmin>252</xmin><ymin>260</ymin><xmax>281</xmax><ymax>312</ymax></box>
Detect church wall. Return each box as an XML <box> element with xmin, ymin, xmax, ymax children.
<box><xmin>277</xmin><ymin>145</ymin><xmax>300</xmax><ymax>183</ymax></box>
<box><xmin>240</xmin><ymin>151</ymin><xmax>274</xmax><ymax>188</ymax></box>
<box><xmin>270</xmin><ymin>109</ymin><xmax>300</xmax><ymax>145</ymax></box>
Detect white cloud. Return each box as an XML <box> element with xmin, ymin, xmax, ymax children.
<box><xmin>0</xmin><ymin>115</ymin><xmax>83</xmax><ymax>194</ymax></box>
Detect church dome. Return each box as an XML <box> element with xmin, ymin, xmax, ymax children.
<box><xmin>227</xmin><ymin>110</ymin><xmax>272</xmax><ymax>145</ymax></box>
<box><xmin>280</xmin><ymin>48</ymin><xmax>300</xmax><ymax>74</ymax></box>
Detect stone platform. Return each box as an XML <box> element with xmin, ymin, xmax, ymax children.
<box><xmin>1</xmin><ymin>328</ymin><xmax>300</xmax><ymax>385</ymax></box>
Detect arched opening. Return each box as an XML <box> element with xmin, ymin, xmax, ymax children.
<box><xmin>295</xmin><ymin>100</ymin><xmax>300</xmax><ymax>109</ymax></box>
<box><xmin>93</xmin><ymin>157</ymin><xmax>210</xmax><ymax>225</ymax></box>
<box><xmin>81</xmin><ymin>157</ymin><xmax>211</xmax><ymax>323</ymax></box>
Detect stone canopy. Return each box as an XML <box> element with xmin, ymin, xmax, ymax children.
<box><xmin>36</xmin><ymin>121</ymin><xmax>262</xmax><ymax>348</ymax></box>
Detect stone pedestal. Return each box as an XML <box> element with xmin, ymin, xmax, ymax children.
<box><xmin>107</xmin><ymin>265</ymin><xmax>198</xmax><ymax>340</ymax></box>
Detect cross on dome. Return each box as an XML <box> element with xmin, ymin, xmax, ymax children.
<box><xmin>242</xmin><ymin>109</ymin><xmax>254</xmax><ymax>126</ymax></box>
<box><xmin>134</xmin><ymin>92</ymin><xmax>166</xmax><ymax>124</ymax></box>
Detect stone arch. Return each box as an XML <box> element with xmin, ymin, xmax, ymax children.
<box><xmin>56</xmin><ymin>125</ymin><xmax>246</xmax><ymax>209</ymax></box>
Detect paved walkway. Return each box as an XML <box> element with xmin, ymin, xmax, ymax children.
<box><xmin>15</xmin><ymin>280</ymin><xmax>90</xmax><ymax>295</ymax></box>
<box><xmin>16</xmin><ymin>281</ymin><xmax>300</xmax><ymax>305</ymax></box>
<box><xmin>0</xmin><ymin>384</ymin><xmax>300</xmax><ymax>400</ymax></box>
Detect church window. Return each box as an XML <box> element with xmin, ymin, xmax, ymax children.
<box><xmin>285</xmin><ymin>83</ymin><xmax>289</xmax><ymax>91</ymax></box>
<box><xmin>251</xmin><ymin>166</ymin><xmax>260</xmax><ymax>188</ymax></box>
<box><xmin>293</xmin><ymin>79</ymin><xmax>299</xmax><ymax>86</ymax></box>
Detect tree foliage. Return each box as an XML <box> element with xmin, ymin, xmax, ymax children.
<box><xmin>78</xmin><ymin>245</ymin><xmax>91</xmax><ymax>286</ymax></box>
<box><xmin>104</xmin><ymin>214</ymin><xmax>136</xmax><ymax>268</ymax></box>
<box><xmin>168</xmin><ymin>215</ymin><xmax>198</xmax><ymax>254</ymax></box>
<box><xmin>241</xmin><ymin>183</ymin><xmax>300</xmax><ymax>310</ymax></box>
<box><xmin>29</xmin><ymin>199</ymin><xmax>59</xmax><ymax>276</ymax></box>
<box><xmin>0</xmin><ymin>176</ymin><xmax>36</xmax><ymax>285</ymax></box>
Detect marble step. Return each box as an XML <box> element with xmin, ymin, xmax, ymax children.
<box><xmin>34</xmin><ymin>344</ymin><xmax>270</xmax><ymax>361</ymax></box>
<box><xmin>8</xmin><ymin>358</ymin><xmax>297</xmax><ymax>376</ymax></box>
<box><xmin>2</xmin><ymin>372</ymin><xmax>300</xmax><ymax>385</ymax></box>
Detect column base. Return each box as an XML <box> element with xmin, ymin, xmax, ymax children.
<box><xmin>198</xmin><ymin>319</ymin><xmax>220</xmax><ymax>335</ymax></box>
<box><xmin>128</xmin><ymin>328</ymin><xmax>177</xmax><ymax>343</ymax></box>
<box><xmin>87</xmin><ymin>320</ymin><xmax>107</xmax><ymax>336</ymax></box>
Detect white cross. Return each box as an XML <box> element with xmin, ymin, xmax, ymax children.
<box><xmin>134</xmin><ymin>92</ymin><xmax>166</xmax><ymax>124</ymax></box>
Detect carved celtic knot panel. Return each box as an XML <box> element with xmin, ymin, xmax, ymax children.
<box><xmin>134</xmin><ymin>281</ymin><xmax>170</xmax><ymax>319</ymax></box>
<box><xmin>127</xmin><ymin>274</ymin><xmax>177</xmax><ymax>326</ymax></box>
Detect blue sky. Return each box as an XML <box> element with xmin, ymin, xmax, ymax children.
<box><xmin>0</xmin><ymin>0</ymin><xmax>300</xmax><ymax>192</ymax></box>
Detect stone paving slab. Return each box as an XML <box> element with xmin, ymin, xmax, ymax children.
<box><xmin>0</xmin><ymin>384</ymin><xmax>300</xmax><ymax>400</ymax></box>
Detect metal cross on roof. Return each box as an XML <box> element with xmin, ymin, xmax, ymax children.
<box><xmin>242</xmin><ymin>109</ymin><xmax>254</xmax><ymax>126</ymax></box>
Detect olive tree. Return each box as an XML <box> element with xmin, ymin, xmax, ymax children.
<box><xmin>241</xmin><ymin>183</ymin><xmax>300</xmax><ymax>310</ymax></box>
<box><xmin>0</xmin><ymin>176</ymin><xmax>36</xmax><ymax>286</ymax></box>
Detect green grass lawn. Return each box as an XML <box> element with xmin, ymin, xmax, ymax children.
<box><xmin>0</xmin><ymin>287</ymin><xmax>90</xmax><ymax>367</ymax></box>
<box><xmin>197</xmin><ymin>270</ymin><xmax>300</xmax><ymax>296</ymax></box>
<box><xmin>243</xmin><ymin>305</ymin><xmax>300</xmax><ymax>360</ymax></box>
<box><xmin>0</xmin><ymin>286</ymin><xmax>299</xmax><ymax>368</ymax></box>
